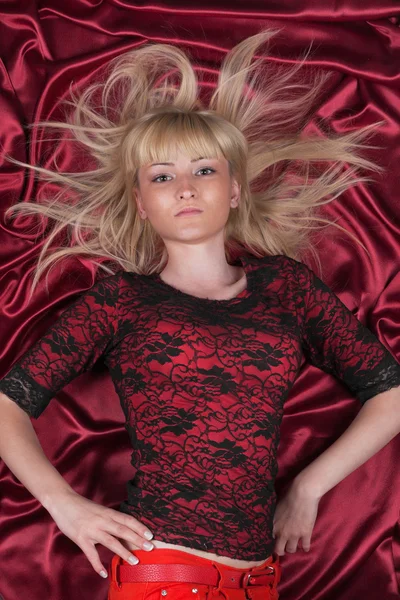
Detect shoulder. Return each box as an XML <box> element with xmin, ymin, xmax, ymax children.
<box><xmin>245</xmin><ymin>253</ymin><xmax>310</xmax><ymax>281</ymax></box>
<box><xmin>75</xmin><ymin>270</ymin><xmax>124</xmax><ymax>311</ymax></box>
<box><xmin>90</xmin><ymin>270</ymin><xmax>124</xmax><ymax>294</ymax></box>
<box><xmin>245</xmin><ymin>255</ymin><xmax>318</xmax><ymax>306</ymax></box>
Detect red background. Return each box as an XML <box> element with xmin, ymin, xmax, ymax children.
<box><xmin>0</xmin><ymin>2</ymin><xmax>399</xmax><ymax>599</ymax></box>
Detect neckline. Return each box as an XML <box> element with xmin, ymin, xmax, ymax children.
<box><xmin>147</xmin><ymin>254</ymin><xmax>255</xmax><ymax>305</ymax></box>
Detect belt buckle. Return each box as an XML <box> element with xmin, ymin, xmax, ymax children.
<box><xmin>243</xmin><ymin>565</ymin><xmax>275</xmax><ymax>587</ymax></box>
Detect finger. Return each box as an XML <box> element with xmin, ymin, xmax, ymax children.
<box><xmin>110</xmin><ymin>512</ymin><xmax>153</xmax><ymax>541</ymax></box>
<box><xmin>274</xmin><ymin>536</ymin><xmax>287</xmax><ymax>557</ymax></box>
<box><xmin>80</xmin><ymin>541</ymin><xmax>114</xmax><ymax>578</ymax></box>
<box><xmin>107</xmin><ymin>521</ymin><xmax>154</xmax><ymax>551</ymax></box>
<box><xmin>285</xmin><ymin>538</ymin><xmax>299</xmax><ymax>553</ymax></box>
<box><xmin>97</xmin><ymin>533</ymin><xmax>141</xmax><ymax>565</ymax></box>
<box><xmin>301</xmin><ymin>536</ymin><xmax>311</xmax><ymax>552</ymax></box>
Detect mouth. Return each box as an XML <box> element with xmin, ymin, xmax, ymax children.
<box><xmin>175</xmin><ymin>208</ymin><xmax>203</xmax><ymax>216</ymax></box>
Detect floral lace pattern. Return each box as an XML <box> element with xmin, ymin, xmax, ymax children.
<box><xmin>1</xmin><ymin>254</ymin><xmax>400</xmax><ymax>560</ymax></box>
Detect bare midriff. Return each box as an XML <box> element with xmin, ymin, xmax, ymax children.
<box><xmin>124</xmin><ymin>538</ymin><xmax>269</xmax><ymax>568</ymax></box>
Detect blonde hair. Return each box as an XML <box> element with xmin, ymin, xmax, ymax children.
<box><xmin>4</xmin><ymin>28</ymin><xmax>384</xmax><ymax>300</ymax></box>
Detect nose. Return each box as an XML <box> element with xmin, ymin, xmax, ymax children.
<box><xmin>177</xmin><ymin>176</ymin><xmax>197</xmax><ymax>199</ymax></box>
<box><xmin>179</xmin><ymin>189</ymin><xmax>195</xmax><ymax>199</ymax></box>
<box><xmin>179</xmin><ymin>186</ymin><xmax>196</xmax><ymax>199</ymax></box>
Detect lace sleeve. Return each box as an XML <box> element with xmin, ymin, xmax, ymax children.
<box><xmin>297</xmin><ymin>262</ymin><xmax>400</xmax><ymax>404</ymax></box>
<box><xmin>0</xmin><ymin>273</ymin><xmax>121</xmax><ymax>419</ymax></box>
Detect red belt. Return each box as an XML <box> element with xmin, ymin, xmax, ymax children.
<box><xmin>115</xmin><ymin>563</ymin><xmax>277</xmax><ymax>588</ymax></box>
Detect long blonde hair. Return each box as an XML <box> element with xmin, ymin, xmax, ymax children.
<box><xmin>4</xmin><ymin>28</ymin><xmax>384</xmax><ymax>299</ymax></box>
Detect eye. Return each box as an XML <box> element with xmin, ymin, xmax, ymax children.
<box><xmin>197</xmin><ymin>167</ymin><xmax>215</xmax><ymax>176</ymax></box>
<box><xmin>152</xmin><ymin>174</ymin><xmax>172</xmax><ymax>183</ymax></box>
<box><xmin>151</xmin><ymin>167</ymin><xmax>215</xmax><ymax>183</ymax></box>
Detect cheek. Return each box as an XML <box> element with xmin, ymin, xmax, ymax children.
<box><xmin>201</xmin><ymin>180</ymin><xmax>231</xmax><ymax>202</ymax></box>
<box><xmin>141</xmin><ymin>190</ymin><xmax>168</xmax><ymax>217</ymax></box>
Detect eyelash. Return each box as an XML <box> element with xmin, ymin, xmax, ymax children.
<box><xmin>152</xmin><ymin>167</ymin><xmax>216</xmax><ymax>183</ymax></box>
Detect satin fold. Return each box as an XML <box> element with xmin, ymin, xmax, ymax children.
<box><xmin>1</xmin><ymin>2</ymin><xmax>400</xmax><ymax>599</ymax></box>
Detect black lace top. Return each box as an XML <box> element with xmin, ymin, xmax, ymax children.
<box><xmin>1</xmin><ymin>254</ymin><xmax>400</xmax><ymax>560</ymax></box>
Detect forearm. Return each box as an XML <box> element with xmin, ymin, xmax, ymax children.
<box><xmin>0</xmin><ymin>392</ymin><xmax>75</xmax><ymax>510</ymax></box>
<box><xmin>293</xmin><ymin>386</ymin><xmax>400</xmax><ymax>499</ymax></box>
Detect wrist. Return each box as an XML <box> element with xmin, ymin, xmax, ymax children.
<box><xmin>292</xmin><ymin>470</ymin><xmax>325</xmax><ymax>501</ymax></box>
<box><xmin>41</xmin><ymin>486</ymin><xmax>77</xmax><ymax>513</ymax></box>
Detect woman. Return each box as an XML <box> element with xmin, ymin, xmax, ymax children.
<box><xmin>1</xmin><ymin>29</ymin><xmax>400</xmax><ymax>600</ymax></box>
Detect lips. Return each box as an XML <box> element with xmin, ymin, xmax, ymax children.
<box><xmin>175</xmin><ymin>207</ymin><xmax>203</xmax><ymax>216</ymax></box>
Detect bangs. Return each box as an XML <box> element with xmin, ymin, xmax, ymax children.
<box><xmin>132</xmin><ymin>112</ymin><xmax>229</xmax><ymax>169</ymax></box>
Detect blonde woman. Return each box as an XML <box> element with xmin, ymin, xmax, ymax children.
<box><xmin>1</xmin><ymin>29</ymin><xmax>400</xmax><ymax>600</ymax></box>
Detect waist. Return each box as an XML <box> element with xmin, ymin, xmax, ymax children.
<box><xmin>109</xmin><ymin>546</ymin><xmax>282</xmax><ymax>593</ymax></box>
<box><xmin>124</xmin><ymin>538</ymin><xmax>269</xmax><ymax>568</ymax></box>
<box><xmin>119</xmin><ymin>492</ymin><xmax>276</xmax><ymax>561</ymax></box>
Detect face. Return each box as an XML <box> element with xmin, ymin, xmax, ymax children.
<box><xmin>133</xmin><ymin>150</ymin><xmax>241</xmax><ymax>246</ymax></box>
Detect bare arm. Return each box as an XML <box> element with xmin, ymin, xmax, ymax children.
<box><xmin>292</xmin><ymin>386</ymin><xmax>400</xmax><ymax>498</ymax></box>
<box><xmin>0</xmin><ymin>391</ymin><xmax>73</xmax><ymax>509</ymax></box>
<box><xmin>273</xmin><ymin>386</ymin><xmax>400</xmax><ymax>555</ymax></box>
<box><xmin>0</xmin><ymin>391</ymin><xmax>154</xmax><ymax>577</ymax></box>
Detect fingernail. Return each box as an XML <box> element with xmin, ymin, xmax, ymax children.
<box><xmin>144</xmin><ymin>531</ymin><xmax>153</xmax><ymax>540</ymax></box>
<box><xmin>143</xmin><ymin>541</ymin><xmax>154</xmax><ymax>551</ymax></box>
<box><xmin>128</xmin><ymin>555</ymin><xmax>139</xmax><ymax>565</ymax></box>
<box><xmin>100</xmin><ymin>570</ymin><xmax>108</xmax><ymax>578</ymax></box>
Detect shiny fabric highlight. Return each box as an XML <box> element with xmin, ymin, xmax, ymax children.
<box><xmin>1</xmin><ymin>3</ymin><xmax>400</xmax><ymax>600</ymax></box>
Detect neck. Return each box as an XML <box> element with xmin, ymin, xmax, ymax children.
<box><xmin>160</xmin><ymin>240</ymin><xmax>239</xmax><ymax>289</ymax></box>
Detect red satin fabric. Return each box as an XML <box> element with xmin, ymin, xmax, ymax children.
<box><xmin>0</xmin><ymin>2</ymin><xmax>400</xmax><ymax>600</ymax></box>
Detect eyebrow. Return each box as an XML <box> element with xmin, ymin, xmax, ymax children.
<box><xmin>148</xmin><ymin>157</ymin><xmax>209</xmax><ymax>167</ymax></box>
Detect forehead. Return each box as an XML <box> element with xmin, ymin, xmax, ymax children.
<box><xmin>134</xmin><ymin>115</ymin><xmax>228</xmax><ymax>169</ymax></box>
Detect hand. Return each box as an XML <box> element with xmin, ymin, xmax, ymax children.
<box><xmin>273</xmin><ymin>481</ymin><xmax>320</xmax><ymax>556</ymax></box>
<box><xmin>46</xmin><ymin>489</ymin><xmax>154</xmax><ymax>577</ymax></box>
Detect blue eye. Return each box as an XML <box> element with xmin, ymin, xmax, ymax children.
<box><xmin>152</xmin><ymin>167</ymin><xmax>215</xmax><ymax>183</ymax></box>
